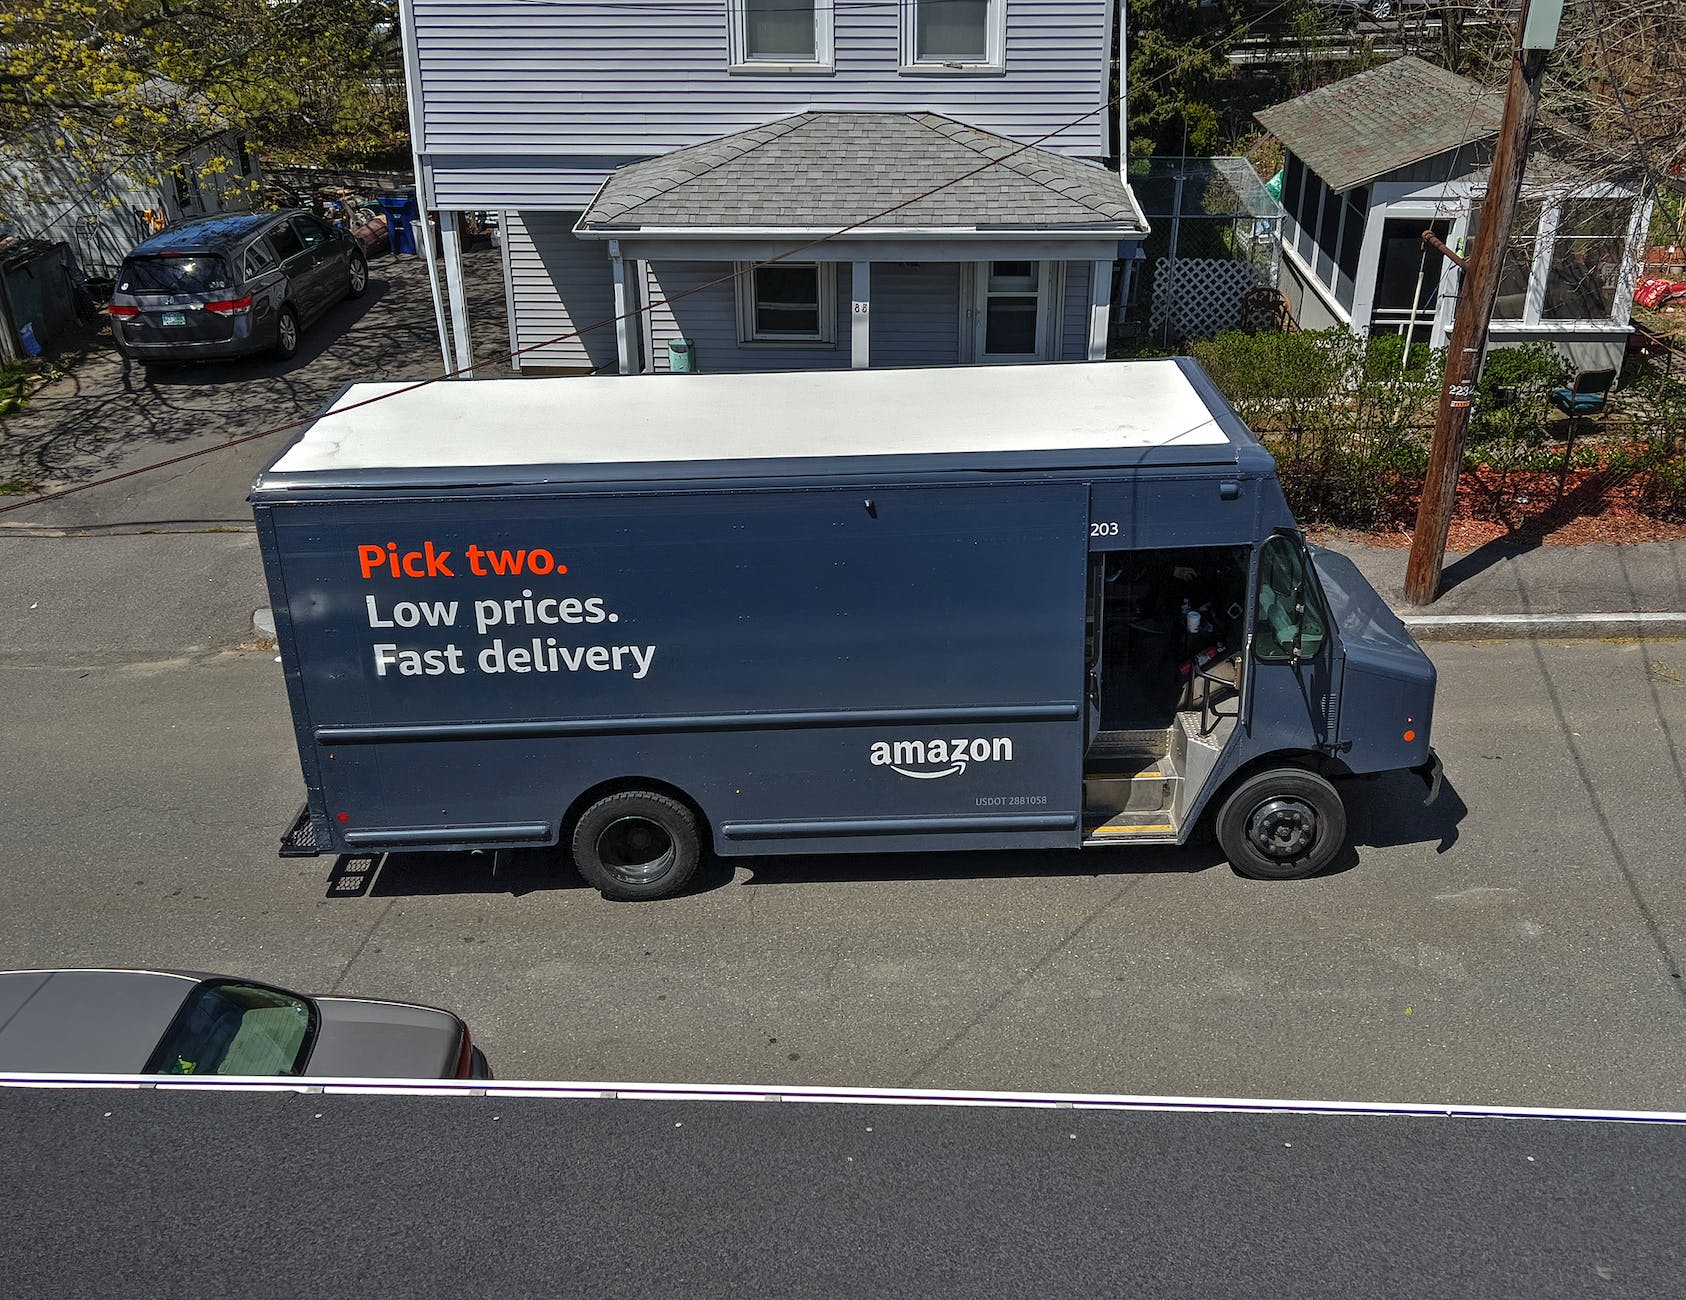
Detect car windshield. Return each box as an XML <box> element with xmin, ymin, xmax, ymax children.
<box><xmin>143</xmin><ymin>981</ymin><xmax>316</xmax><ymax>1076</ymax></box>
<box><xmin>118</xmin><ymin>255</ymin><xmax>233</xmax><ymax>296</ymax></box>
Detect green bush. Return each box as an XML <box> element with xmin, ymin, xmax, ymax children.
<box><xmin>1191</xmin><ymin>327</ymin><xmax>1440</xmax><ymax>528</ymax></box>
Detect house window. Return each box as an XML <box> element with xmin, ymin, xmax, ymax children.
<box><xmin>736</xmin><ymin>261</ymin><xmax>837</xmax><ymax>342</ymax></box>
<box><xmin>1542</xmin><ymin>198</ymin><xmax>1630</xmax><ymax>321</ymax></box>
<box><xmin>729</xmin><ymin>0</ymin><xmax>833</xmax><ymax>69</ymax></box>
<box><xmin>903</xmin><ymin>0</ymin><xmax>1004</xmax><ymax>70</ymax></box>
<box><xmin>975</xmin><ymin>260</ymin><xmax>1057</xmax><ymax>360</ymax></box>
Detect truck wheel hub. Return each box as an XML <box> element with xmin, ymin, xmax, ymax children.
<box><xmin>1247</xmin><ymin>798</ymin><xmax>1316</xmax><ymax>858</ymax></box>
<box><xmin>596</xmin><ymin>815</ymin><xmax>676</xmax><ymax>883</ymax></box>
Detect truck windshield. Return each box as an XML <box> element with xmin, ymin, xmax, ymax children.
<box><xmin>1255</xmin><ymin>534</ymin><xmax>1326</xmax><ymax>661</ymax></box>
<box><xmin>143</xmin><ymin>981</ymin><xmax>316</xmax><ymax>1076</ymax></box>
<box><xmin>118</xmin><ymin>255</ymin><xmax>233</xmax><ymax>296</ymax></box>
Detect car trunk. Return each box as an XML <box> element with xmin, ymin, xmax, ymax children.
<box><xmin>116</xmin><ymin>253</ymin><xmax>241</xmax><ymax>345</ymax></box>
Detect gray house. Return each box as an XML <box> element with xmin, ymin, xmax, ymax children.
<box><xmin>1256</xmin><ymin>57</ymin><xmax>1649</xmax><ymax>374</ymax></box>
<box><xmin>397</xmin><ymin>0</ymin><xmax>1143</xmax><ymax>375</ymax></box>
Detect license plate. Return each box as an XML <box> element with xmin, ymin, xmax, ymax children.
<box><xmin>161</xmin><ymin>311</ymin><xmax>186</xmax><ymax>326</ymax></box>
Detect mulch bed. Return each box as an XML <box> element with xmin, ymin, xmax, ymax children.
<box><xmin>1353</xmin><ymin>461</ymin><xmax>1686</xmax><ymax>550</ymax></box>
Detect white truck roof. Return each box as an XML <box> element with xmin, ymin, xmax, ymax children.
<box><xmin>264</xmin><ymin>360</ymin><xmax>1237</xmax><ymax>479</ymax></box>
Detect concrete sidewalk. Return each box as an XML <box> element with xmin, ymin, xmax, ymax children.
<box><xmin>1334</xmin><ymin>536</ymin><xmax>1686</xmax><ymax>639</ymax></box>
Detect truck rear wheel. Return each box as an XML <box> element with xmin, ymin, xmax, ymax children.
<box><xmin>1216</xmin><ymin>768</ymin><xmax>1346</xmax><ymax>881</ymax></box>
<box><xmin>571</xmin><ymin>790</ymin><xmax>700</xmax><ymax>901</ymax></box>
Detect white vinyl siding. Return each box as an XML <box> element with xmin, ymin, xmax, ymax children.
<box><xmin>646</xmin><ymin>261</ymin><xmax>853</xmax><ymax>372</ymax></box>
<box><xmin>1061</xmin><ymin>258</ymin><xmax>1090</xmax><ymax>360</ymax></box>
<box><xmin>872</xmin><ymin>262</ymin><xmax>963</xmax><ymax>366</ymax></box>
<box><xmin>505</xmin><ymin>211</ymin><xmax>618</xmax><ymax>372</ymax></box>
<box><xmin>406</xmin><ymin>0</ymin><xmax>1110</xmax><ymax>164</ymax></box>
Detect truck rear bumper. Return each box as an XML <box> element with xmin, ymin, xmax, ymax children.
<box><xmin>280</xmin><ymin>802</ymin><xmax>325</xmax><ymax>857</ymax></box>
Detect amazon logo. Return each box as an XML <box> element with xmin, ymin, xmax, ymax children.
<box><xmin>869</xmin><ymin>736</ymin><xmax>1015</xmax><ymax>780</ymax></box>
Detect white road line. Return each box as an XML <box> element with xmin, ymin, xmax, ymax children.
<box><xmin>4</xmin><ymin>1073</ymin><xmax>1685</xmax><ymax>1124</ymax></box>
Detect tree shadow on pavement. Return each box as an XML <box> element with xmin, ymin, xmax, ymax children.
<box><xmin>1</xmin><ymin>246</ymin><xmax>510</xmax><ymax>493</ymax></box>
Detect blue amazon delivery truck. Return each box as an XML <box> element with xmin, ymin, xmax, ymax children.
<box><xmin>251</xmin><ymin>360</ymin><xmax>1440</xmax><ymax>899</ymax></box>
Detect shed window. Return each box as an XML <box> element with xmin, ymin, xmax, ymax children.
<box><xmin>1469</xmin><ymin>194</ymin><xmax>1635</xmax><ymax>326</ymax></box>
<box><xmin>736</xmin><ymin>261</ymin><xmax>837</xmax><ymax>343</ymax></box>
<box><xmin>1543</xmin><ymin>199</ymin><xmax>1629</xmax><ymax>321</ymax></box>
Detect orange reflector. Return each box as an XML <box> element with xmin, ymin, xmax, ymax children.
<box><xmin>1403</xmin><ymin>729</ymin><xmax>1416</xmax><ymax>742</ymax></box>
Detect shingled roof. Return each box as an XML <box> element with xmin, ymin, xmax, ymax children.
<box><xmin>576</xmin><ymin>112</ymin><xmax>1147</xmax><ymax>237</ymax></box>
<box><xmin>1254</xmin><ymin>56</ymin><xmax>1504</xmax><ymax>194</ymax></box>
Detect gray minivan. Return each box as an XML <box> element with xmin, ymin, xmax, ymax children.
<box><xmin>109</xmin><ymin>209</ymin><xmax>368</xmax><ymax>366</ymax></box>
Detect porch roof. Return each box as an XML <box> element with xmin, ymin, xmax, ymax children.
<box><xmin>575</xmin><ymin>112</ymin><xmax>1148</xmax><ymax>240</ymax></box>
<box><xmin>1255</xmin><ymin>56</ymin><xmax>1504</xmax><ymax>194</ymax></box>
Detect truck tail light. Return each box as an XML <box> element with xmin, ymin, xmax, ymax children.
<box><xmin>453</xmin><ymin>1024</ymin><xmax>476</xmax><ymax>1078</ymax></box>
<box><xmin>205</xmin><ymin>296</ymin><xmax>253</xmax><ymax>316</ymax></box>
<box><xmin>107</xmin><ymin>303</ymin><xmax>139</xmax><ymax>318</ymax></box>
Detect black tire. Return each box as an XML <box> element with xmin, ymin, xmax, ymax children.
<box><xmin>274</xmin><ymin>304</ymin><xmax>300</xmax><ymax>360</ymax></box>
<box><xmin>1215</xmin><ymin>767</ymin><xmax>1347</xmax><ymax>881</ymax></box>
<box><xmin>570</xmin><ymin>790</ymin><xmax>700</xmax><ymax>901</ymax></box>
<box><xmin>347</xmin><ymin>252</ymin><xmax>369</xmax><ymax>298</ymax></box>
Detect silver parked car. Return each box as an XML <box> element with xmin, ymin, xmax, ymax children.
<box><xmin>108</xmin><ymin>209</ymin><xmax>368</xmax><ymax>367</ymax></box>
<box><xmin>0</xmin><ymin>969</ymin><xmax>490</xmax><ymax>1079</ymax></box>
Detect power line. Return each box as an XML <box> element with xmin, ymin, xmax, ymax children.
<box><xmin>1</xmin><ymin>0</ymin><xmax>1301</xmax><ymax>518</ymax></box>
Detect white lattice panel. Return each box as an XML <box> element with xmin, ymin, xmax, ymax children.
<box><xmin>1148</xmin><ymin>257</ymin><xmax>1271</xmax><ymax>338</ymax></box>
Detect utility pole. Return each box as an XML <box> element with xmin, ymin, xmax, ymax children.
<box><xmin>1403</xmin><ymin>0</ymin><xmax>1564</xmax><ymax>605</ymax></box>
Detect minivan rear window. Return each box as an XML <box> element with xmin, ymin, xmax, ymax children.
<box><xmin>117</xmin><ymin>255</ymin><xmax>233</xmax><ymax>295</ymax></box>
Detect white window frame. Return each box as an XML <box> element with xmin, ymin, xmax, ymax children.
<box><xmin>900</xmin><ymin>0</ymin><xmax>1006</xmax><ymax>73</ymax></box>
<box><xmin>973</xmin><ymin>259</ymin><xmax>1060</xmax><ymax>361</ymax></box>
<box><xmin>1469</xmin><ymin>185</ymin><xmax>1644</xmax><ymax>331</ymax></box>
<box><xmin>735</xmin><ymin>260</ymin><xmax>838</xmax><ymax>344</ymax></box>
<box><xmin>727</xmin><ymin>0</ymin><xmax>834</xmax><ymax>74</ymax></box>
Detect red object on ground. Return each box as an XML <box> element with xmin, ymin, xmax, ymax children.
<box><xmin>1635</xmin><ymin>277</ymin><xmax>1686</xmax><ymax>309</ymax></box>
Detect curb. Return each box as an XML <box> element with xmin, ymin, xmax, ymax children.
<box><xmin>1400</xmin><ymin>611</ymin><xmax>1686</xmax><ymax>642</ymax></box>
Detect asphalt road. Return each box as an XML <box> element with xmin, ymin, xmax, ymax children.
<box><xmin>2</xmin><ymin>242</ymin><xmax>1683</xmax><ymax>1112</ymax></box>
<box><xmin>5</xmin><ymin>1088</ymin><xmax>1683</xmax><ymax>1299</ymax></box>
<box><xmin>0</xmin><ymin>633</ymin><xmax>1681</xmax><ymax>1109</ymax></box>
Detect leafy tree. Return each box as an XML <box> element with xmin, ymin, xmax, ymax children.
<box><xmin>1126</xmin><ymin>0</ymin><xmax>1251</xmax><ymax>158</ymax></box>
<box><xmin>0</xmin><ymin>0</ymin><xmax>407</xmax><ymax>177</ymax></box>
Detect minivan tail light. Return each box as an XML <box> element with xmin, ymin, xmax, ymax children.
<box><xmin>204</xmin><ymin>296</ymin><xmax>253</xmax><ymax>316</ymax></box>
<box><xmin>453</xmin><ymin>1024</ymin><xmax>475</xmax><ymax>1078</ymax></box>
<box><xmin>107</xmin><ymin>303</ymin><xmax>139</xmax><ymax>318</ymax></box>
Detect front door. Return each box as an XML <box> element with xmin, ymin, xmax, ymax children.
<box><xmin>974</xmin><ymin>261</ymin><xmax>1057</xmax><ymax>361</ymax></box>
<box><xmin>1245</xmin><ymin>531</ymin><xmax>1343</xmax><ymax>754</ymax></box>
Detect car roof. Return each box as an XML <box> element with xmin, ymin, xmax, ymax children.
<box><xmin>128</xmin><ymin>211</ymin><xmax>295</xmax><ymax>257</ymax></box>
<box><xmin>0</xmin><ymin>969</ymin><xmax>199</xmax><ymax>1073</ymax></box>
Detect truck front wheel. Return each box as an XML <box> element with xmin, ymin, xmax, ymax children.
<box><xmin>1216</xmin><ymin>768</ymin><xmax>1346</xmax><ymax>881</ymax></box>
<box><xmin>571</xmin><ymin>790</ymin><xmax>700</xmax><ymax>901</ymax></box>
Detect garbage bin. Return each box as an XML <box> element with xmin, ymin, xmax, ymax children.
<box><xmin>667</xmin><ymin>338</ymin><xmax>696</xmax><ymax>373</ymax></box>
<box><xmin>378</xmin><ymin>189</ymin><xmax>421</xmax><ymax>256</ymax></box>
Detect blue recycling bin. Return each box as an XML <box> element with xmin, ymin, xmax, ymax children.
<box><xmin>378</xmin><ymin>189</ymin><xmax>420</xmax><ymax>256</ymax></box>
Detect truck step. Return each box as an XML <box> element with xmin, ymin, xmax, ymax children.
<box><xmin>1089</xmin><ymin>728</ymin><xmax>1173</xmax><ymax>757</ymax></box>
<box><xmin>1083</xmin><ymin>773</ymin><xmax>1181</xmax><ymax>816</ymax></box>
<box><xmin>1082</xmin><ymin>808</ymin><xmax>1179</xmax><ymax>846</ymax></box>
<box><xmin>279</xmin><ymin>803</ymin><xmax>324</xmax><ymax>858</ymax></box>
